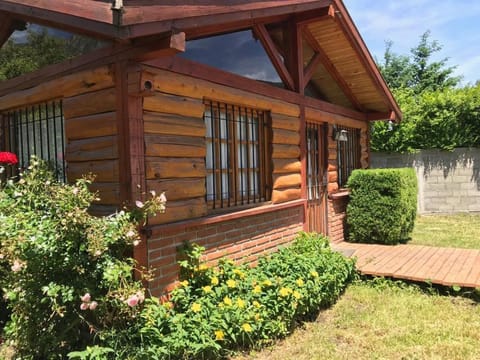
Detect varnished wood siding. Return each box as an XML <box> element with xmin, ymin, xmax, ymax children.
<box><xmin>141</xmin><ymin>66</ymin><xmax>303</xmax><ymax>225</ymax></box>
<box><xmin>0</xmin><ymin>66</ymin><xmax>119</xmax><ymax>208</ymax></box>
<box><xmin>61</xmin><ymin>69</ymin><xmax>119</xmax><ymax>208</ymax></box>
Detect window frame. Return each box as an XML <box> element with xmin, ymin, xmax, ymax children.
<box><xmin>204</xmin><ymin>100</ymin><xmax>272</xmax><ymax>212</ymax></box>
<box><xmin>336</xmin><ymin>125</ymin><xmax>361</xmax><ymax>188</ymax></box>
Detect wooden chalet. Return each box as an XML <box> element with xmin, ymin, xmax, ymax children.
<box><xmin>0</xmin><ymin>0</ymin><xmax>401</xmax><ymax>296</ymax></box>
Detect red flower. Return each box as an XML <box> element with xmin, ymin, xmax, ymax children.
<box><xmin>0</xmin><ymin>152</ymin><xmax>18</xmax><ymax>165</ymax></box>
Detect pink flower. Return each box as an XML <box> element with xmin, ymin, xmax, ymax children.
<box><xmin>81</xmin><ymin>293</ymin><xmax>91</xmax><ymax>303</ymax></box>
<box><xmin>126</xmin><ymin>230</ymin><xmax>136</xmax><ymax>238</ymax></box>
<box><xmin>80</xmin><ymin>302</ymin><xmax>89</xmax><ymax>311</ymax></box>
<box><xmin>135</xmin><ymin>200</ymin><xmax>144</xmax><ymax>208</ymax></box>
<box><xmin>126</xmin><ymin>295</ymin><xmax>139</xmax><ymax>307</ymax></box>
<box><xmin>11</xmin><ymin>260</ymin><xmax>23</xmax><ymax>272</ymax></box>
<box><xmin>133</xmin><ymin>240</ymin><xmax>140</xmax><ymax>247</ymax></box>
<box><xmin>89</xmin><ymin>301</ymin><xmax>98</xmax><ymax>310</ymax></box>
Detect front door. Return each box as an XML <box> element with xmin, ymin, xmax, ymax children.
<box><xmin>306</xmin><ymin>122</ymin><xmax>328</xmax><ymax>234</ymax></box>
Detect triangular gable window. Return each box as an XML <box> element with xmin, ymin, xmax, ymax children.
<box><xmin>180</xmin><ymin>29</ymin><xmax>285</xmax><ymax>87</ymax></box>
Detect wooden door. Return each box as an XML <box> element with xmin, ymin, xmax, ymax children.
<box><xmin>306</xmin><ymin>122</ymin><xmax>328</xmax><ymax>234</ymax></box>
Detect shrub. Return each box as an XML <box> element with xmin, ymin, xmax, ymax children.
<box><xmin>346</xmin><ymin>168</ymin><xmax>417</xmax><ymax>245</ymax></box>
<box><xmin>0</xmin><ymin>158</ymin><xmax>165</xmax><ymax>359</ymax></box>
<box><xmin>81</xmin><ymin>232</ymin><xmax>356</xmax><ymax>359</ymax></box>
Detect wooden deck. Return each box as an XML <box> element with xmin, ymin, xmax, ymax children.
<box><xmin>333</xmin><ymin>242</ymin><xmax>480</xmax><ymax>288</ymax></box>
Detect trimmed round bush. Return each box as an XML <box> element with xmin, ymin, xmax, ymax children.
<box><xmin>346</xmin><ymin>168</ymin><xmax>417</xmax><ymax>245</ymax></box>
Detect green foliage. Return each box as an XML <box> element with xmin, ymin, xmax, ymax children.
<box><xmin>346</xmin><ymin>168</ymin><xmax>417</xmax><ymax>245</ymax></box>
<box><xmin>81</xmin><ymin>233</ymin><xmax>356</xmax><ymax>359</ymax></box>
<box><xmin>373</xmin><ymin>31</ymin><xmax>480</xmax><ymax>153</ymax></box>
<box><xmin>372</xmin><ymin>85</ymin><xmax>480</xmax><ymax>153</ymax></box>
<box><xmin>0</xmin><ymin>158</ymin><xmax>166</xmax><ymax>359</ymax></box>
<box><xmin>0</xmin><ymin>26</ymin><xmax>103</xmax><ymax>80</ymax></box>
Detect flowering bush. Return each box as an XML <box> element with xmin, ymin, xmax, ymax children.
<box><xmin>74</xmin><ymin>232</ymin><xmax>356</xmax><ymax>359</ymax></box>
<box><xmin>0</xmin><ymin>151</ymin><xmax>18</xmax><ymax>166</ymax></box>
<box><xmin>0</xmin><ymin>158</ymin><xmax>165</xmax><ymax>359</ymax></box>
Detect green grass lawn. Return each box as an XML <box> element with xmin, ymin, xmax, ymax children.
<box><xmin>410</xmin><ymin>213</ymin><xmax>480</xmax><ymax>249</ymax></box>
<box><xmin>236</xmin><ymin>280</ymin><xmax>480</xmax><ymax>360</ymax></box>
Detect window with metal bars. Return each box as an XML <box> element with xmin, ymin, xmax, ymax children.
<box><xmin>1</xmin><ymin>100</ymin><xmax>66</xmax><ymax>182</ymax></box>
<box><xmin>204</xmin><ymin>100</ymin><xmax>271</xmax><ymax>210</ymax></box>
<box><xmin>337</xmin><ymin>125</ymin><xmax>360</xmax><ymax>188</ymax></box>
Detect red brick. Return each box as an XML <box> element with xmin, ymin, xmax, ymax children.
<box><xmin>150</xmin><ymin>255</ymin><xmax>176</xmax><ymax>269</ymax></box>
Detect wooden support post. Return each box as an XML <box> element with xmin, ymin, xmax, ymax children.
<box><xmin>302</xmin><ymin>26</ymin><xmax>364</xmax><ymax>111</ymax></box>
<box><xmin>299</xmin><ymin>104</ymin><xmax>308</xmax><ymax>230</ymax></box>
<box><xmin>115</xmin><ymin>61</ymin><xmax>148</xmax><ymax>279</ymax></box>
<box><xmin>253</xmin><ymin>23</ymin><xmax>295</xmax><ymax>91</ymax></box>
<box><xmin>283</xmin><ymin>19</ymin><xmax>304</xmax><ymax>95</ymax></box>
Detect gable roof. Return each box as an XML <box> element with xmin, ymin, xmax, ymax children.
<box><xmin>0</xmin><ymin>0</ymin><xmax>401</xmax><ymax>120</ymax></box>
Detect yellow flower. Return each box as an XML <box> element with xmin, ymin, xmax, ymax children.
<box><xmin>310</xmin><ymin>270</ymin><xmax>319</xmax><ymax>278</ymax></box>
<box><xmin>215</xmin><ymin>330</ymin><xmax>225</xmax><ymax>341</ymax></box>
<box><xmin>191</xmin><ymin>303</ymin><xmax>201</xmax><ymax>313</ymax></box>
<box><xmin>180</xmin><ymin>280</ymin><xmax>189</xmax><ymax>287</ymax></box>
<box><xmin>296</xmin><ymin>279</ymin><xmax>304</xmax><ymax>287</ymax></box>
<box><xmin>198</xmin><ymin>264</ymin><xmax>208</xmax><ymax>271</ymax></box>
<box><xmin>202</xmin><ymin>285</ymin><xmax>212</xmax><ymax>293</ymax></box>
<box><xmin>252</xmin><ymin>300</ymin><xmax>261</xmax><ymax>308</ymax></box>
<box><xmin>223</xmin><ymin>296</ymin><xmax>232</xmax><ymax>306</ymax></box>
<box><xmin>236</xmin><ymin>298</ymin><xmax>246</xmax><ymax>308</ymax></box>
<box><xmin>233</xmin><ymin>269</ymin><xmax>245</xmax><ymax>278</ymax></box>
<box><xmin>226</xmin><ymin>279</ymin><xmax>236</xmax><ymax>288</ymax></box>
<box><xmin>293</xmin><ymin>290</ymin><xmax>302</xmax><ymax>299</ymax></box>
<box><xmin>262</xmin><ymin>279</ymin><xmax>272</xmax><ymax>287</ymax></box>
<box><xmin>242</xmin><ymin>323</ymin><xmax>253</xmax><ymax>333</ymax></box>
<box><xmin>279</xmin><ymin>287</ymin><xmax>292</xmax><ymax>297</ymax></box>
<box><xmin>210</xmin><ymin>276</ymin><xmax>219</xmax><ymax>286</ymax></box>
<box><xmin>254</xmin><ymin>313</ymin><xmax>261</xmax><ymax>321</ymax></box>
<box><xmin>253</xmin><ymin>285</ymin><xmax>262</xmax><ymax>294</ymax></box>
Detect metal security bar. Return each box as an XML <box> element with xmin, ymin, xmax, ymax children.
<box><xmin>2</xmin><ymin>100</ymin><xmax>66</xmax><ymax>182</ymax></box>
<box><xmin>204</xmin><ymin>100</ymin><xmax>271</xmax><ymax>210</ymax></box>
<box><xmin>337</xmin><ymin>125</ymin><xmax>360</xmax><ymax>187</ymax></box>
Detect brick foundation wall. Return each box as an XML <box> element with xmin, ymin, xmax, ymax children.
<box><xmin>147</xmin><ymin>205</ymin><xmax>304</xmax><ymax>297</ymax></box>
<box><xmin>327</xmin><ymin>196</ymin><xmax>349</xmax><ymax>243</ymax></box>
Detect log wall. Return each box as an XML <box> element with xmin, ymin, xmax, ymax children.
<box><xmin>141</xmin><ymin>66</ymin><xmax>303</xmax><ymax>226</ymax></box>
<box><xmin>63</xmin><ymin>69</ymin><xmax>119</xmax><ymax>212</ymax></box>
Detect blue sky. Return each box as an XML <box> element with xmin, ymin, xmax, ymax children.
<box><xmin>344</xmin><ymin>0</ymin><xmax>480</xmax><ymax>85</ymax></box>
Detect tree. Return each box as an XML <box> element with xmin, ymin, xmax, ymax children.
<box><xmin>371</xmin><ymin>31</ymin><xmax>480</xmax><ymax>153</ymax></box>
<box><xmin>378</xmin><ymin>31</ymin><xmax>460</xmax><ymax>94</ymax></box>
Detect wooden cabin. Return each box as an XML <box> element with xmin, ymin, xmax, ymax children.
<box><xmin>0</xmin><ymin>0</ymin><xmax>400</xmax><ymax>296</ymax></box>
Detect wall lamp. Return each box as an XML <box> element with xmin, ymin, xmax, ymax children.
<box><xmin>333</xmin><ymin>125</ymin><xmax>348</xmax><ymax>142</ymax></box>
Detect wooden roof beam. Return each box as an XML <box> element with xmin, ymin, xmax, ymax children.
<box><xmin>366</xmin><ymin>111</ymin><xmax>396</xmax><ymax>121</ymax></box>
<box><xmin>304</xmin><ymin>52</ymin><xmax>322</xmax><ymax>85</ymax></box>
<box><xmin>131</xmin><ymin>31</ymin><xmax>186</xmax><ymax>62</ymax></box>
<box><xmin>253</xmin><ymin>23</ymin><xmax>295</xmax><ymax>91</ymax></box>
<box><xmin>0</xmin><ymin>0</ymin><xmax>118</xmax><ymax>40</ymax></box>
<box><xmin>302</xmin><ymin>26</ymin><xmax>365</xmax><ymax>112</ymax></box>
<box><xmin>295</xmin><ymin>4</ymin><xmax>336</xmax><ymax>26</ymax></box>
<box><xmin>331</xmin><ymin>0</ymin><xmax>402</xmax><ymax>120</ymax></box>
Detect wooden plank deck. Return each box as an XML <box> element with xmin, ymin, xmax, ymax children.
<box><xmin>333</xmin><ymin>242</ymin><xmax>480</xmax><ymax>288</ymax></box>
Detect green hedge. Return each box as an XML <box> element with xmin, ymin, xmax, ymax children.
<box><xmin>346</xmin><ymin>168</ymin><xmax>417</xmax><ymax>245</ymax></box>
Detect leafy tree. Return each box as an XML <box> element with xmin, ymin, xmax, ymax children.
<box><xmin>372</xmin><ymin>31</ymin><xmax>480</xmax><ymax>153</ymax></box>
<box><xmin>378</xmin><ymin>31</ymin><xmax>460</xmax><ymax>94</ymax></box>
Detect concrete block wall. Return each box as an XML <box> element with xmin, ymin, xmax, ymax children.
<box><xmin>371</xmin><ymin>148</ymin><xmax>480</xmax><ymax>214</ymax></box>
